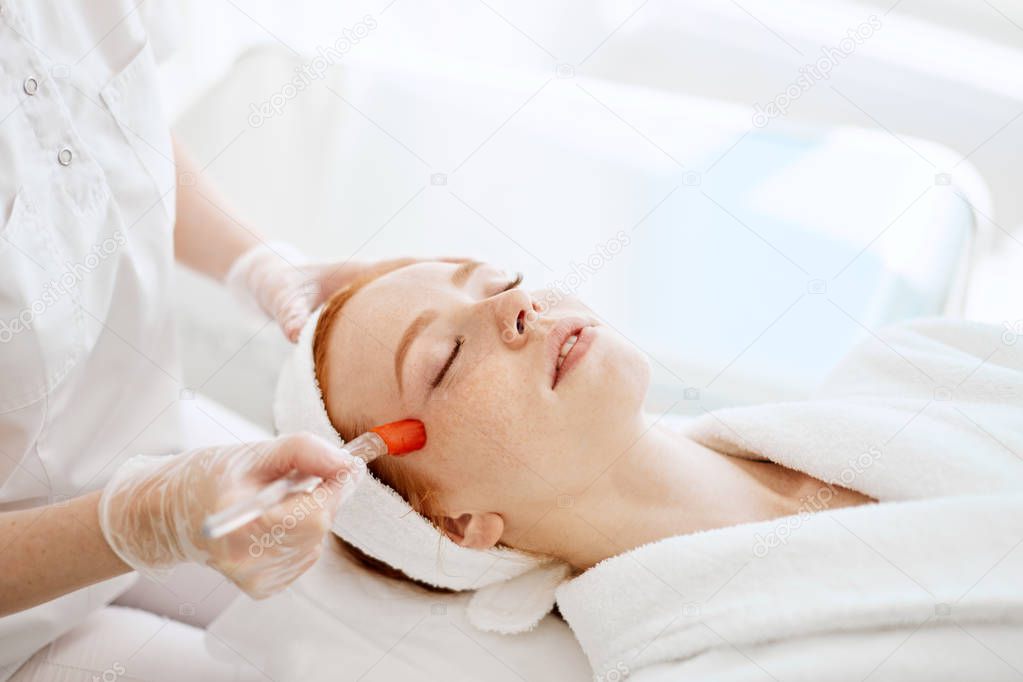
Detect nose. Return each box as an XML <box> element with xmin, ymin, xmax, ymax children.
<box><xmin>489</xmin><ymin>288</ymin><xmax>534</xmax><ymax>349</ymax></box>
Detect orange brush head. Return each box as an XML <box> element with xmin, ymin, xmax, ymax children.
<box><xmin>371</xmin><ymin>419</ymin><xmax>427</xmax><ymax>456</ymax></box>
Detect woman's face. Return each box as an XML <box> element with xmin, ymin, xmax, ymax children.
<box><xmin>321</xmin><ymin>261</ymin><xmax>650</xmax><ymax>548</ymax></box>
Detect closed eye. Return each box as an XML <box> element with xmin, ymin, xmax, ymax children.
<box><xmin>500</xmin><ymin>272</ymin><xmax>523</xmax><ymax>293</ymax></box>
<box><xmin>428</xmin><ymin>273</ymin><xmax>520</xmax><ymax>390</ymax></box>
<box><xmin>431</xmin><ymin>335</ymin><xmax>464</xmax><ymax>389</ymax></box>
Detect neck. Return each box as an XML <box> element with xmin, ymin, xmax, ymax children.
<box><xmin>522</xmin><ymin>414</ymin><xmax>870</xmax><ymax>570</ymax></box>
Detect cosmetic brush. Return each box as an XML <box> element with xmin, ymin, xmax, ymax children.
<box><xmin>201</xmin><ymin>419</ymin><xmax>426</xmax><ymax>539</ymax></box>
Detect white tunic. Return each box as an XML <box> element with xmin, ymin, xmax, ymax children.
<box><xmin>0</xmin><ymin>1</ymin><xmax>185</xmax><ymax>675</ymax></box>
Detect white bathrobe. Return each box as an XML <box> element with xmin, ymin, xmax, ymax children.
<box><xmin>555</xmin><ymin>318</ymin><xmax>1023</xmax><ymax>681</ymax></box>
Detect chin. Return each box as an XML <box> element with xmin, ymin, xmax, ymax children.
<box><xmin>568</xmin><ymin>332</ymin><xmax>650</xmax><ymax>424</ymax></box>
<box><xmin>615</xmin><ymin>345</ymin><xmax>651</xmax><ymax>412</ymax></box>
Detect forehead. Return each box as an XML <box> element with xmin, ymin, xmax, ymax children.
<box><xmin>324</xmin><ymin>261</ymin><xmax>465</xmax><ymax>415</ymax></box>
<box><xmin>339</xmin><ymin>259</ymin><xmax>501</xmax><ymax>331</ymax></box>
<box><xmin>342</xmin><ymin>261</ymin><xmax>459</xmax><ymax>331</ymax></box>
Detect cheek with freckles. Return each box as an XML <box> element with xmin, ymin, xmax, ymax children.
<box><xmin>423</xmin><ymin>352</ymin><xmax>546</xmax><ymax>472</ymax></box>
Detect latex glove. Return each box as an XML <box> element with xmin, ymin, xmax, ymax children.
<box><xmin>224</xmin><ymin>242</ymin><xmax>370</xmax><ymax>342</ymax></box>
<box><xmin>98</xmin><ymin>433</ymin><xmax>364</xmax><ymax>598</ymax></box>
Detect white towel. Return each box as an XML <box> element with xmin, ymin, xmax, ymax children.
<box><xmin>555</xmin><ymin>317</ymin><xmax>1023</xmax><ymax>678</ymax></box>
<box><xmin>556</xmin><ymin>493</ymin><xmax>1023</xmax><ymax>680</ymax></box>
<box><xmin>684</xmin><ymin>317</ymin><xmax>1023</xmax><ymax>500</ymax></box>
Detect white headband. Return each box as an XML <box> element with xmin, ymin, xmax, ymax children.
<box><xmin>273</xmin><ymin>306</ymin><xmax>569</xmax><ymax>633</ymax></box>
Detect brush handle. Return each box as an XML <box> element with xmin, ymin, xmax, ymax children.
<box><xmin>199</xmin><ymin>432</ymin><xmax>386</xmax><ymax>540</ymax></box>
<box><xmin>201</xmin><ymin>472</ymin><xmax>322</xmax><ymax>540</ymax></box>
<box><xmin>340</xmin><ymin>431</ymin><xmax>386</xmax><ymax>463</ymax></box>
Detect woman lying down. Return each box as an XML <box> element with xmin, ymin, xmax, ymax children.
<box><xmin>274</xmin><ymin>259</ymin><xmax>1023</xmax><ymax>681</ymax></box>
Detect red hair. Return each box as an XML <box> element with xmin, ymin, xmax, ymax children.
<box><xmin>311</xmin><ymin>259</ymin><xmax>447</xmax><ymax>589</ymax></box>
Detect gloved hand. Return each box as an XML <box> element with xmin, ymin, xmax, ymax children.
<box><xmin>98</xmin><ymin>433</ymin><xmax>364</xmax><ymax>598</ymax></box>
<box><xmin>224</xmin><ymin>242</ymin><xmax>367</xmax><ymax>342</ymax></box>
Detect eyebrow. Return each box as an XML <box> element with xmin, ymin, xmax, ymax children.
<box><xmin>395</xmin><ymin>310</ymin><xmax>438</xmax><ymax>394</ymax></box>
<box><xmin>393</xmin><ymin>262</ymin><xmax>484</xmax><ymax>394</ymax></box>
<box><xmin>450</xmin><ymin>260</ymin><xmax>482</xmax><ymax>286</ymax></box>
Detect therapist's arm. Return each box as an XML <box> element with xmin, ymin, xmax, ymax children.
<box><xmin>0</xmin><ymin>435</ymin><xmax>360</xmax><ymax>617</ymax></box>
<box><xmin>0</xmin><ymin>491</ymin><xmax>130</xmax><ymax>617</ymax></box>
<box><xmin>172</xmin><ymin>136</ymin><xmax>260</xmax><ymax>280</ymax></box>
<box><xmin>171</xmin><ymin>135</ymin><xmax>390</xmax><ymax>340</ymax></box>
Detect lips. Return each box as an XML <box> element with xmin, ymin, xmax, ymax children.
<box><xmin>546</xmin><ymin>316</ymin><xmax>596</xmax><ymax>389</ymax></box>
<box><xmin>556</xmin><ymin>334</ymin><xmax>578</xmax><ymax>369</ymax></box>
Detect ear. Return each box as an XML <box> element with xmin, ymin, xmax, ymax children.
<box><xmin>440</xmin><ymin>512</ymin><xmax>504</xmax><ymax>549</ymax></box>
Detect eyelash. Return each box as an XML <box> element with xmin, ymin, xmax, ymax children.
<box><xmin>429</xmin><ymin>273</ymin><xmax>523</xmax><ymax>389</ymax></box>
<box><xmin>501</xmin><ymin>272</ymin><xmax>524</xmax><ymax>292</ymax></box>
<box><xmin>431</xmin><ymin>336</ymin><xmax>463</xmax><ymax>388</ymax></box>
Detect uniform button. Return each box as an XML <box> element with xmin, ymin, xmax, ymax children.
<box><xmin>57</xmin><ymin>147</ymin><xmax>73</xmax><ymax>166</ymax></box>
<box><xmin>23</xmin><ymin>77</ymin><xmax>38</xmax><ymax>96</ymax></box>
